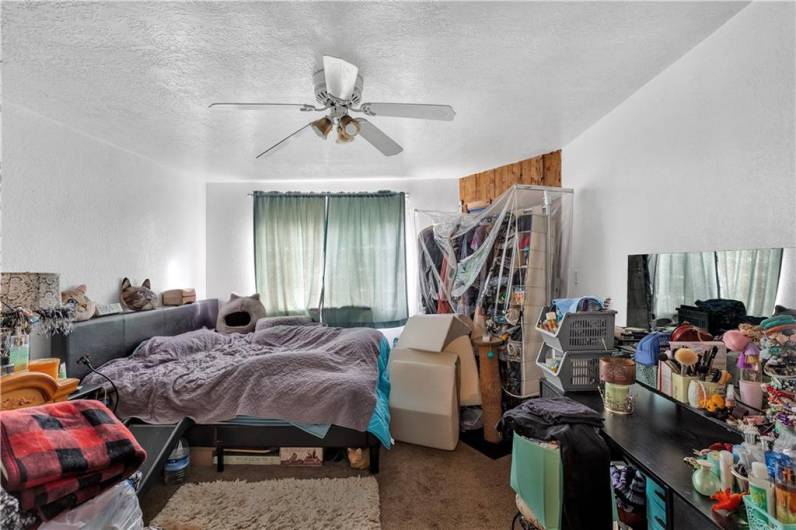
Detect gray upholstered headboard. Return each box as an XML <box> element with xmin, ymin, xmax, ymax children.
<box><xmin>51</xmin><ymin>299</ymin><xmax>218</xmax><ymax>380</ymax></box>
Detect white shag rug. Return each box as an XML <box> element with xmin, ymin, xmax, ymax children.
<box><xmin>151</xmin><ymin>476</ymin><xmax>380</xmax><ymax>530</ymax></box>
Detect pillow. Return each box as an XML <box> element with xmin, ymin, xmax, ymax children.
<box><xmin>255</xmin><ymin>316</ymin><xmax>315</xmax><ymax>331</ymax></box>
<box><xmin>216</xmin><ymin>293</ymin><xmax>266</xmax><ymax>334</ymax></box>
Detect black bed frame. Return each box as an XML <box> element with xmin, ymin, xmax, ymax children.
<box><xmin>51</xmin><ymin>299</ymin><xmax>382</xmax><ymax>493</ymax></box>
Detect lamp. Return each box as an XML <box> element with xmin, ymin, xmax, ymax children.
<box><xmin>336</xmin><ymin>116</ymin><xmax>361</xmax><ymax>144</ymax></box>
<box><xmin>339</xmin><ymin>115</ymin><xmax>361</xmax><ymax>137</ymax></box>
<box><xmin>310</xmin><ymin>117</ymin><xmax>333</xmax><ymax>139</ymax></box>
<box><xmin>1</xmin><ymin>272</ymin><xmax>60</xmax><ymax>311</ymax></box>
<box><xmin>1</xmin><ymin>273</ymin><xmax>68</xmax><ymax>373</ymax></box>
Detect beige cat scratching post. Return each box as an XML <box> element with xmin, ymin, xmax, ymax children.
<box><xmin>473</xmin><ymin>337</ymin><xmax>505</xmax><ymax>443</ymax></box>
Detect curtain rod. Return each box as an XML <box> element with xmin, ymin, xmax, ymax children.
<box><xmin>248</xmin><ymin>190</ymin><xmax>410</xmax><ymax>198</ymax></box>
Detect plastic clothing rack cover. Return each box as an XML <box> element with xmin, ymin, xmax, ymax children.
<box><xmin>414</xmin><ymin>184</ymin><xmax>573</xmax><ymax>317</ymax></box>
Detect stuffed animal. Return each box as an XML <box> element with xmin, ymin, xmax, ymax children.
<box><xmin>60</xmin><ymin>285</ymin><xmax>97</xmax><ymax>321</ymax></box>
<box><xmin>347</xmin><ymin>448</ymin><xmax>370</xmax><ymax>470</ymax></box>
<box><xmin>120</xmin><ymin>278</ymin><xmax>159</xmax><ymax>311</ymax></box>
<box><xmin>216</xmin><ymin>293</ymin><xmax>266</xmax><ymax>334</ymax></box>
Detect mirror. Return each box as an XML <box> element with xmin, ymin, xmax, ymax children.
<box><xmin>627</xmin><ymin>247</ymin><xmax>795</xmax><ymax>331</ymax></box>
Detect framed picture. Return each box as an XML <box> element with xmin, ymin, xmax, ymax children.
<box><xmin>279</xmin><ymin>447</ymin><xmax>323</xmax><ymax>466</ymax></box>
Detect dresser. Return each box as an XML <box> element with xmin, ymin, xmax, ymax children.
<box><xmin>540</xmin><ymin>380</ymin><xmax>744</xmax><ymax>529</ymax></box>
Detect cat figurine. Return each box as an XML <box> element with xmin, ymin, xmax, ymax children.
<box><xmin>61</xmin><ymin>284</ymin><xmax>97</xmax><ymax>321</ymax></box>
<box><xmin>120</xmin><ymin>277</ymin><xmax>159</xmax><ymax>311</ymax></box>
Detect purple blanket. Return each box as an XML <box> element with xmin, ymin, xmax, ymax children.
<box><xmin>83</xmin><ymin>325</ymin><xmax>384</xmax><ymax>430</ymax></box>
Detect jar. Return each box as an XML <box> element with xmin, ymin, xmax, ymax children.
<box><xmin>692</xmin><ymin>460</ymin><xmax>721</xmax><ymax>497</ymax></box>
<box><xmin>4</xmin><ymin>334</ymin><xmax>30</xmax><ymax>372</ymax></box>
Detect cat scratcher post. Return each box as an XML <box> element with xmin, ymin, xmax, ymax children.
<box><xmin>473</xmin><ymin>337</ymin><xmax>505</xmax><ymax>443</ymax></box>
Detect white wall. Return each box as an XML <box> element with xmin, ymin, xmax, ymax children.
<box><xmin>205</xmin><ymin>178</ymin><xmax>460</xmax><ymax>313</ymax></box>
<box><xmin>563</xmin><ymin>2</ymin><xmax>796</xmax><ymax>325</ymax></box>
<box><xmin>2</xmin><ymin>103</ymin><xmax>206</xmax><ymax>307</ymax></box>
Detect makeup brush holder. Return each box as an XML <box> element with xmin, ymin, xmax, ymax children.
<box><xmin>672</xmin><ymin>373</ymin><xmax>698</xmax><ymax>404</ymax></box>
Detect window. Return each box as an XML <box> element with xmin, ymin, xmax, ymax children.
<box><xmin>253</xmin><ymin>191</ymin><xmax>408</xmax><ymax>327</ymax></box>
<box><xmin>650</xmin><ymin>248</ymin><xmax>783</xmax><ymax>319</ymax></box>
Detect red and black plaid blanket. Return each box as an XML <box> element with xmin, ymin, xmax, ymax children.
<box><xmin>0</xmin><ymin>400</ymin><xmax>146</xmax><ymax>520</ymax></box>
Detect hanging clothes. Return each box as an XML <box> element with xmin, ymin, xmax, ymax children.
<box><xmin>436</xmin><ymin>256</ymin><xmax>452</xmax><ymax>314</ymax></box>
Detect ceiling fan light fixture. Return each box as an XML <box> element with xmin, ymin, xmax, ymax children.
<box><xmin>310</xmin><ymin>117</ymin><xmax>333</xmax><ymax>138</ymax></box>
<box><xmin>336</xmin><ymin>124</ymin><xmax>355</xmax><ymax>144</ymax></box>
<box><xmin>339</xmin><ymin>115</ymin><xmax>361</xmax><ymax>137</ymax></box>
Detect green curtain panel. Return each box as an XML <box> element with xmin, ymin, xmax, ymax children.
<box><xmin>253</xmin><ymin>193</ymin><xmax>326</xmax><ymax>316</ymax></box>
<box><xmin>323</xmin><ymin>193</ymin><xmax>408</xmax><ymax>328</ymax></box>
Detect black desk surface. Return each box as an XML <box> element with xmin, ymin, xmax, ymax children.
<box><xmin>541</xmin><ymin>380</ymin><xmax>743</xmax><ymax>529</ymax></box>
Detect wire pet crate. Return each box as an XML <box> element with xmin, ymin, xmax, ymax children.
<box><xmin>536</xmin><ymin>309</ymin><xmax>617</xmax><ymax>351</ymax></box>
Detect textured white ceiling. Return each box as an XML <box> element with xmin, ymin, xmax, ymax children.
<box><xmin>3</xmin><ymin>1</ymin><xmax>747</xmax><ymax>181</ymax></box>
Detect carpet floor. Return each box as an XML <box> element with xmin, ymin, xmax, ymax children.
<box><xmin>142</xmin><ymin>442</ymin><xmax>516</xmax><ymax>529</ymax></box>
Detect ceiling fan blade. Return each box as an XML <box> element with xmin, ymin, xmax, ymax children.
<box><xmin>359</xmin><ymin>103</ymin><xmax>455</xmax><ymax>121</ymax></box>
<box><xmin>356</xmin><ymin>119</ymin><xmax>403</xmax><ymax>157</ymax></box>
<box><xmin>209</xmin><ymin>102</ymin><xmax>318</xmax><ymax>111</ymax></box>
<box><xmin>323</xmin><ymin>56</ymin><xmax>359</xmax><ymax>101</ymax></box>
<box><xmin>256</xmin><ymin>123</ymin><xmax>313</xmax><ymax>159</ymax></box>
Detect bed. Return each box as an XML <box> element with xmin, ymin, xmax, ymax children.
<box><xmin>50</xmin><ymin>299</ymin><xmax>388</xmax><ymax>488</ymax></box>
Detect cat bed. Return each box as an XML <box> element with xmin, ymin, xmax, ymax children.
<box><xmin>217</xmin><ymin>294</ymin><xmax>267</xmax><ymax>334</ymax></box>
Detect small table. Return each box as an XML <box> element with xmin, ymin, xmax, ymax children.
<box><xmin>472</xmin><ymin>337</ymin><xmax>505</xmax><ymax>443</ymax></box>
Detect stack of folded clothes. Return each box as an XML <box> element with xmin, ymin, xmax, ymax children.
<box><xmin>0</xmin><ymin>400</ymin><xmax>146</xmax><ymax>523</ymax></box>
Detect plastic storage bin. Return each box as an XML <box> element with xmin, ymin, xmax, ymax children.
<box><xmin>536</xmin><ymin>343</ymin><xmax>602</xmax><ymax>392</ymax></box>
<box><xmin>536</xmin><ymin>309</ymin><xmax>616</xmax><ymax>351</ymax></box>
<box><xmin>677</xmin><ymin>305</ymin><xmax>712</xmax><ymax>333</ymax></box>
<box><xmin>744</xmin><ymin>495</ymin><xmax>796</xmax><ymax>530</ymax></box>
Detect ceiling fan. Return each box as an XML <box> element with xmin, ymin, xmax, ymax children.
<box><xmin>209</xmin><ymin>56</ymin><xmax>456</xmax><ymax>158</ymax></box>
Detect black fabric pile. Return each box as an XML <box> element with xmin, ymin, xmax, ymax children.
<box><xmin>499</xmin><ymin>397</ymin><xmax>613</xmax><ymax>530</ymax></box>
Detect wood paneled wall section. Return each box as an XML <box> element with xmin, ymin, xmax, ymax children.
<box><xmin>459</xmin><ymin>150</ymin><xmax>561</xmax><ymax>204</ymax></box>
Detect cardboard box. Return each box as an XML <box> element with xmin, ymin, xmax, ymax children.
<box><xmin>162</xmin><ymin>288</ymin><xmax>197</xmax><ymax>306</ymax></box>
<box><xmin>389</xmin><ymin>348</ymin><xmax>459</xmax><ymax>450</ymax></box>
<box><xmin>396</xmin><ymin>314</ymin><xmax>472</xmax><ymax>352</ymax></box>
<box><xmin>658</xmin><ymin>361</ymin><xmax>673</xmax><ymax>396</ymax></box>
<box><xmin>279</xmin><ymin>447</ymin><xmax>323</xmax><ymax>466</ymax></box>
<box><xmin>214</xmin><ymin>449</ymin><xmax>281</xmax><ymax>466</ymax></box>
<box><xmin>190</xmin><ymin>447</ymin><xmax>215</xmax><ymax>466</ymax></box>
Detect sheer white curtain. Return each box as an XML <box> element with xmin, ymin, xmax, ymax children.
<box><xmin>650</xmin><ymin>249</ymin><xmax>784</xmax><ymax>319</ymax></box>
<box><xmin>253</xmin><ymin>193</ymin><xmax>326</xmax><ymax>316</ymax></box>
<box><xmin>717</xmin><ymin>248</ymin><xmax>782</xmax><ymax>315</ymax></box>
<box><xmin>651</xmin><ymin>252</ymin><xmax>717</xmax><ymax>320</ymax></box>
